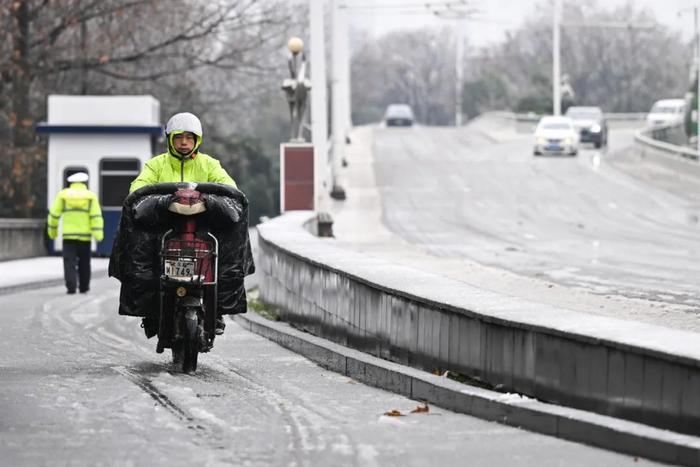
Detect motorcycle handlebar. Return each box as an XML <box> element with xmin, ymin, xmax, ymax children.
<box><xmin>124</xmin><ymin>182</ymin><xmax>247</xmax><ymax>208</ymax></box>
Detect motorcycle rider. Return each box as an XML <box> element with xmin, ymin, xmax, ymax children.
<box><xmin>47</xmin><ymin>172</ymin><xmax>104</xmax><ymax>294</ymax></box>
<box><xmin>131</xmin><ymin>112</ymin><xmax>236</xmax><ymax>338</ymax></box>
<box><xmin>130</xmin><ymin>112</ymin><xmax>235</xmax><ymax>191</ymax></box>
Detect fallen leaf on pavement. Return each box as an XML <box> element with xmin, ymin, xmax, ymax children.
<box><xmin>383</xmin><ymin>409</ymin><xmax>404</xmax><ymax>417</ymax></box>
<box><xmin>411</xmin><ymin>403</ymin><xmax>430</xmax><ymax>414</ymax></box>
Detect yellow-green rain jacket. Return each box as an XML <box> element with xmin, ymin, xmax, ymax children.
<box><xmin>129</xmin><ymin>131</ymin><xmax>236</xmax><ymax>192</ymax></box>
<box><xmin>47</xmin><ymin>182</ymin><xmax>104</xmax><ymax>242</ymax></box>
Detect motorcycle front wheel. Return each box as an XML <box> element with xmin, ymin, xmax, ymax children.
<box><xmin>181</xmin><ymin>309</ymin><xmax>199</xmax><ymax>373</ymax></box>
<box><xmin>171</xmin><ymin>332</ymin><xmax>198</xmax><ymax>373</ymax></box>
<box><xmin>172</xmin><ymin>341</ymin><xmax>184</xmax><ymax>365</ymax></box>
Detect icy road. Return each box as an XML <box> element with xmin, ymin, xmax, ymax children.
<box><xmin>0</xmin><ymin>278</ymin><xmax>658</xmax><ymax>466</ymax></box>
<box><xmin>367</xmin><ymin>125</ymin><xmax>700</xmax><ymax>330</ymax></box>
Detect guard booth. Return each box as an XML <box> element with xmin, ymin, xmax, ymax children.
<box><xmin>37</xmin><ymin>95</ymin><xmax>162</xmax><ymax>255</ymax></box>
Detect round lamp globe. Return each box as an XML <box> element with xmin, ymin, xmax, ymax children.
<box><xmin>287</xmin><ymin>37</ymin><xmax>304</xmax><ymax>55</ymax></box>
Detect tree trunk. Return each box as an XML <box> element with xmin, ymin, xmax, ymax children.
<box><xmin>80</xmin><ymin>16</ymin><xmax>88</xmax><ymax>95</ymax></box>
<box><xmin>11</xmin><ymin>1</ymin><xmax>33</xmax><ymax>148</ymax></box>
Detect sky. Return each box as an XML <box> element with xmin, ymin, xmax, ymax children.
<box><xmin>345</xmin><ymin>0</ymin><xmax>700</xmax><ymax>48</ymax></box>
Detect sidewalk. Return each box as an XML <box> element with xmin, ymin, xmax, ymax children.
<box><xmin>0</xmin><ymin>257</ymin><xmax>110</xmax><ymax>294</ymax></box>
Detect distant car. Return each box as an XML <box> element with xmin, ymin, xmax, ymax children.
<box><xmin>384</xmin><ymin>104</ymin><xmax>414</xmax><ymax>127</ymax></box>
<box><xmin>565</xmin><ymin>106</ymin><xmax>607</xmax><ymax>148</ymax></box>
<box><xmin>533</xmin><ymin>116</ymin><xmax>579</xmax><ymax>156</ymax></box>
<box><xmin>646</xmin><ymin>99</ymin><xmax>686</xmax><ymax>128</ymax></box>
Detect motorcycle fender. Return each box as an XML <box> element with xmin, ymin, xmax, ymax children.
<box><xmin>184</xmin><ymin>308</ymin><xmax>198</xmax><ymax>322</ymax></box>
<box><xmin>183</xmin><ymin>308</ymin><xmax>199</xmax><ymax>339</ymax></box>
<box><xmin>178</xmin><ymin>296</ymin><xmax>201</xmax><ymax>308</ymax></box>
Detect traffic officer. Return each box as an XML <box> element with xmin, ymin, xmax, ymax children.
<box><xmin>47</xmin><ymin>172</ymin><xmax>104</xmax><ymax>294</ymax></box>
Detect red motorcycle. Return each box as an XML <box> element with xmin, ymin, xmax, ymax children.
<box><xmin>110</xmin><ymin>182</ymin><xmax>254</xmax><ymax>374</ymax></box>
<box><xmin>157</xmin><ymin>187</ymin><xmax>218</xmax><ymax>373</ymax></box>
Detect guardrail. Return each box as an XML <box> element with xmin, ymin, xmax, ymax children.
<box><xmin>257</xmin><ymin>211</ymin><xmax>700</xmax><ymax>439</ymax></box>
<box><xmin>0</xmin><ymin>219</ymin><xmax>46</xmax><ymax>261</ymax></box>
<box><xmin>604</xmin><ymin>112</ymin><xmax>648</xmax><ymax>121</ymax></box>
<box><xmin>480</xmin><ymin>111</ymin><xmax>648</xmax><ymax>122</ymax></box>
<box><xmin>635</xmin><ymin>125</ymin><xmax>700</xmax><ymax>164</ymax></box>
<box><xmin>472</xmin><ymin>111</ymin><xmax>647</xmax><ymax>136</ymax></box>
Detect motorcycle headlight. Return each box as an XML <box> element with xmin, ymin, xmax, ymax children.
<box><xmin>590</xmin><ymin>124</ymin><xmax>601</xmax><ymax>133</ymax></box>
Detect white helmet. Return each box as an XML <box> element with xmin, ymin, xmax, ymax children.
<box><xmin>165</xmin><ymin>112</ymin><xmax>202</xmax><ymax>138</ymax></box>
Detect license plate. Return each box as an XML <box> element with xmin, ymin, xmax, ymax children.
<box><xmin>164</xmin><ymin>259</ymin><xmax>195</xmax><ymax>278</ymax></box>
<box><xmin>546</xmin><ymin>144</ymin><xmax>561</xmax><ymax>151</ymax></box>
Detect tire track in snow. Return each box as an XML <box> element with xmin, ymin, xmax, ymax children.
<box><xmin>112</xmin><ymin>365</ymin><xmax>209</xmax><ymax>433</ymax></box>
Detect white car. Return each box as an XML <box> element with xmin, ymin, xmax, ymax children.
<box><xmin>533</xmin><ymin>116</ymin><xmax>579</xmax><ymax>156</ymax></box>
<box><xmin>384</xmin><ymin>104</ymin><xmax>414</xmax><ymax>127</ymax></box>
<box><xmin>646</xmin><ymin>99</ymin><xmax>686</xmax><ymax>128</ymax></box>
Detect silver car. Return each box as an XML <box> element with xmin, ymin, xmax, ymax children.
<box><xmin>565</xmin><ymin>106</ymin><xmax>607</xmax><ymax>148</ymax></box>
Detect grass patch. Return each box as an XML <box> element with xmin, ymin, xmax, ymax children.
<box><xmin>247</xmin><ymin>296</ymin><xmax>280</xmax><ymax>321</ymax></box>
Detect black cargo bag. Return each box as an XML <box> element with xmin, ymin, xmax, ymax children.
<box><xmin>108</xmin><ymin>183</ymin><xmax>255</xmax><ymax>317</ymax></box>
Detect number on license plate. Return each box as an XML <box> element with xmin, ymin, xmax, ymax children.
<box><xmin>165</xmin><ymin>259</ymin><xmax>195</xmax><ymax>278</ymax></box>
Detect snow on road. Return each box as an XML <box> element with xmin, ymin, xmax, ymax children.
<box><xmin>0</xmin><ymin>277</ymin><xmax>658</xmax><ymax>466</ymax></box>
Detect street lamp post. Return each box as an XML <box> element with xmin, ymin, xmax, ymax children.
<box><xmin>339</xmin><ymin>1</ymin><xmax>477</xmax><ymax>128</ymax></box>
<box><xmin>430</xmin><ymin>6</ymin><xmax>478</xmax><ymax>126</ymax></box>
<box><xmin>455</xmin><ymin>23</ymin><xmax>465</xmax><ymax>126</ymax></box>
<box><xmin>310</xmin><ymin>0</ymin><xmax>328</xmax><ymax>211</ymax></box>
<box><xmin>694</xmin><ymin>7</ymin><xmax>700</xmax><ymax>152</ymax></box>
<box><xmin>279</xmin><ymin>36</ymin><xmax>315</xmax><ymax>213</ymax></box>
<box><xmin>553</xmin><ymin>0</ymin><xmax>562</xmax><ymax>116</ymax></box>
<box><xmin>678</xmin><ymin>6</ymin><xmax>700</xmax><ymax>151</ymax></box>
<box><xmin>281</xmin><ymin>37</ymin><xmax>311</xmax><ymax>142</ymax></box>
<box><xmin>330</xmin><ymin>0</ymin><xmax>347</xmax><ymax>200</ymax></box>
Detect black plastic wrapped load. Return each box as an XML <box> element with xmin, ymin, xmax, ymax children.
<box><xmin>108</xmin><ymin>183</ymin><xmax>255</xmax><ymax>317</ymax></box>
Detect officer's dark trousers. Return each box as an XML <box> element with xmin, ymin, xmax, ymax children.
<box><xmin>63</xmin><ymin>240</ymin><xmax>91</xmax><ymax>293</ymax></box>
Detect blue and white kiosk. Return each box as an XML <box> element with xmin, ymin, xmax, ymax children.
<box><xmin>37</xmin><ymin>95</ymin><xmax>162</xmax><ymax>255</ymax></box>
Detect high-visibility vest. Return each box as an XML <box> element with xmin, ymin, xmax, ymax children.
<box><xmin>47</xmin><ymin>182</ymin><xmax>104</xmax><ymax>242</ymax></box>
<box><xmin>129</xmin><ymin>151</ymin><xmax>236</xmax><ymax>193</ymax></box>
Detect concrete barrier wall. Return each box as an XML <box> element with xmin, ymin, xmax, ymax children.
<box><xmin>634</xmin><ymin>127</ymin><xmax>700</xmax><ymax>180</ymax></box>
<box><xmin>258</xmin><ymin>212</ymin><xmax>700</xmax><ymax>436</ymax></box>
<box><xmin>0</xmin><ymin>219</ymin><xmax>46</xmax><ymax>261</ymax></box>
<box><xmin>644</xmin><ymin>123</ymin><xmax>689</xmax><ymax>147</ymax></box>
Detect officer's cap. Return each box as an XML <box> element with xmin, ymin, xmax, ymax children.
<box><xmin>67</xmin><ymin>172</ymin><xmax>89</xmax><ymax>183</ymax></box>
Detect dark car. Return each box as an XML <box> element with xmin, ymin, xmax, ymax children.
<box><xmin>565</xmin><ymin>106</ymin><xmax>608</xmax><ymax>148</ymax></box>
<box><xmin>384</xmin><ymin>104</ymin><xmax>414</xmax><ymax>127</ymax></box>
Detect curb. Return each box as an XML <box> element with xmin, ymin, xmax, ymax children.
<box><xmin>0</xmin><ymin>269</ymin><xmax>109</xmax><ymax>297</ymax></box>
<box><xmin>234</xmin><ymin>312</ymin><xmax>700</xmax><ymax>466</ymax></box>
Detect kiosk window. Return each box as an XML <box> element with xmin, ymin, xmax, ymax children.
<box><xmin>100</xmin><ymin>158</ymin><xmax>140</xmax><ymax>207</ymax></box>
